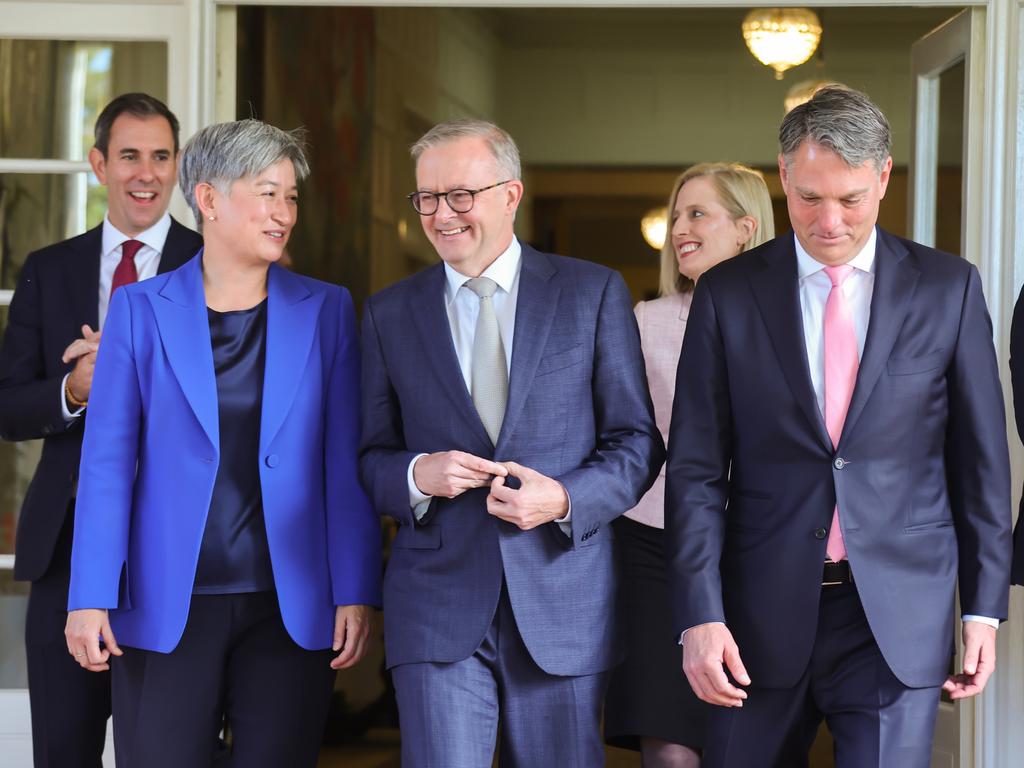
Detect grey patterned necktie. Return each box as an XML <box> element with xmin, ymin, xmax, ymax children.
<box><xmin>465</xmin><ymin>277</ymin><xmax>508</xmax><ymax>444</ymax></box>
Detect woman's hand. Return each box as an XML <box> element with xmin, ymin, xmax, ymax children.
<box><xmin>65</xmin><ymin>608</ymin><xmax>123</xmax><ymax>672</ymax></box>
<box><xmin>330</xmin><ymin>604</ymin><xmax>373</xmax><ymax>670</ymax></box>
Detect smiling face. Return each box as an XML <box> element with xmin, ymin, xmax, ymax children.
<box><xmin>779</xmin><ymin>139</ymin><xmax>891</xmax><ymax>266</ymax></box>
<box><xmin>207</xmin><ymin>158</ymin><xmax>298</xmax><ymax>266</ymax></box>
<box><xmin>414</xmin><ymin>136</ymin><xmax>523</xmax><ymax>277</ymax></box>
<box><xmin>88</xmin><ymin>113</ymin><xmax>176</xmax><ymax>237</ymax></box>
<box><xmin>670</xmin><ymin>176</ymin><xmax>754</xmax><ymax>282</ymax></box>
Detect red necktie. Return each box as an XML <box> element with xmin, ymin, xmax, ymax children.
<box><xmin>111</xmin><ymin>240</ymin><xmax>142</xmax><ymax>299</ymax></box>
<box><xmin>823</xmin><ymin>265</ymin><xmax>858</xmax><ymax>562</ymax></box>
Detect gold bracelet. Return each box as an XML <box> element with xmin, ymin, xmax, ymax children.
<box><xmin>64</xmin><ymin>378</ymin><xmax>88</xmax><ymax>409</ymax></box>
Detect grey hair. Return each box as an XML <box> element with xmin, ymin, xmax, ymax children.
<box><xmin>178</xmin><ymin>119</ymin><xmax>310</xmax><ymax>223</ymax></box>
<box><xmin>411</xmin><ymin>118</ymin><xmax>521</xmax><ymax>180</ymax></box>
<box><xmin>779</xmin><ymin>85</ymin><xmax>891</xmax><ymax>171</ymax></box>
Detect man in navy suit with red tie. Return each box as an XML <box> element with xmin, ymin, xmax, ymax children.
<box><xmin>0</xmin><ymin>93</ymin><xmax>201</xmax><ymax>768</ymax></box>
<box><xmin>666</xmin><ymin>86</ymin><xmax>1012</xmax><ymax>767</ymax></box>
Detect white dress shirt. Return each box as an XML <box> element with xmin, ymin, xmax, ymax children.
<box><xmin>795</xmin><ymin>229</ymin><xmax>996</xmax><ymax>630</ymax></box>
<box><xmin>62</xmin><ymin>212</ymin><xmax>171</xmax><ymax>420</ymax></box>
<box><xmin>405</xmin><ymin>238</ymin><xmax>572</xmax><ymax>535</ymax></box>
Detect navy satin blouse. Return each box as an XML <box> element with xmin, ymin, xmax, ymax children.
<box><xmin>193</xmin><ymin>298</ymin><xmax>275</xmax><ymax>594</ymax></box>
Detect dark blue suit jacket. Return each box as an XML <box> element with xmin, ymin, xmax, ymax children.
<box><xmin>1008</xmin><ymin>287</ymin><xmax>1024</xmax><ymax>584</ymax></box>
<box><xmin>666</xmin><ymin>228</ymin><xmax>1012</xmax><ymax>689</ymax></box>
<box><xmin>0</xmin><ymin>219</ymin><xmax>200</xmax><ymax>583</ymax></box>
<box><xmin>68</xmin><ymin>254</ymin><xmax>382</xmax><ymax>652</ymax></box>
<box><xmin>360</xmin><ymin>246</ymin><xmax>663</xmax><ymax>677</ymax></box>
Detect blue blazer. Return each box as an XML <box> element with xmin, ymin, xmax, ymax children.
<box><xmin>68</xmin><ymin>254</ymin><xmax>381</xmax><ymax>653</ymax></box>
<box><xmin>360</xmin><ymin>246</ymin><xmax>663</xmax><ymax>677</ymax></box>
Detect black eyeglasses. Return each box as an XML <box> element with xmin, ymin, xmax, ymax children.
<box><xmin>406</xmin><ymin>180</ymin><xmax>512</xmax><ymax>216</ymax></box>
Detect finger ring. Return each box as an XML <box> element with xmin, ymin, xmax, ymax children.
<box><xmin>75</xmin><ymin>651</ymin><xmax>84</xmax><ymax>658</ymax></box>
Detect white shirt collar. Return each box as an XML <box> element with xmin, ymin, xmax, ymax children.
<box><xmin>101</xmin><ymin>212</ymin><xmax>172</xmax><ymax>258</ymax></box>
<box><xmin>443</xmin><ymin>237</ymin><xmax>522</xmax><ymax>306</ymax></box>
<box><xmin>794</xmin><ymin>226</ymin><xmax>877</xmax><ymax>280</ymax></box>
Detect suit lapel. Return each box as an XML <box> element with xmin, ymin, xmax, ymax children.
<box><xmin>748</xmin><ymin>238</ymin><xmax>832</xmax><ymax>451</ymax></box>
<box><xmin>496</xmin><ymin>248</ymin><xmax>559</xmax><ymax>450</ymax></box>
<box><xmin>259</xmin><ymin>264</ymin><xmax>324</xmax><ymax>454</ymax></box>
<box><xmin>65</xmin><ymin>225</ymin><xmax>102</xmax><ymax>331</ymax></box>
<box><xmin>150</xmin><ymin>253</ymin><xmax>219</xmax><ymax>447</ymax></box>
<box><xmin>409</xmin><ymin>264</ymin><xmax>494</xmax><ymax>450</ymax></box>
<box><xmin>158</xmin><ymin>217</ymin><xmax>202</xmax><ymax>273</ymax></box>
<box><xmin>840</xmin><ymin>230</ymin><xmax>920</xmax><ymax>444</ymax></box>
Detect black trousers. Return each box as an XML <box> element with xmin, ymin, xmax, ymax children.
<box><xmin>704</xmin><ymin>582</ymin><xmax>942</xmax><ymax>768</ymax></box>
<box><xmin>111</xmin><ymin>591</ymin><xmax>336</xmax><ymax>768</ymax></box>
<box><xmin>26</xmin><ymin>508</ymin><xmax>111</xmax><ymax>768</ymax></box>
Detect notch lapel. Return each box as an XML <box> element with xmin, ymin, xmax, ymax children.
<box><xmin>150</xmin><ymin>253</ymin><xmax>219</xmax><ymax>448</ymax></box>
<box><xmin>259</xmin><ymin>265</ymin><xmax>324</xmax><ymax>454</ymax></box>
<box><xmin>748</xmin><ymin>239</ymin><xmax>832</xmax><ymax>451</ymax></box>
<box><xmin>495</xmin><ymin>248</ymin><xmax>559</xmax><ymax>451</ymax></box>
<box><xmin>409</xmin><ymin>264</ymin><xmax>493</xmax><ymax>451</ymax></box>
<box><xmin>840</xmin><ymin>231</ymin><xmax>920</xmax><ymax>444</ymax></box>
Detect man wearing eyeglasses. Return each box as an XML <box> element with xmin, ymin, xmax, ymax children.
<box><xmin>359</xmin><ymin>118</ymin><xmax>662</xmax><ymax>766</ymax></box>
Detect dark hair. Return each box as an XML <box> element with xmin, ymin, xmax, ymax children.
<box><xmin>93</xmin><ymin>93</ymin><xmax>180</xmax><ymax>157</ymax></box>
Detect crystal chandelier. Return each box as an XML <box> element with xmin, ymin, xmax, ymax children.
<box><xmin>742</xmin><ymin>8</ymin><xmax>822</xmax><ymax>81</ymax></box>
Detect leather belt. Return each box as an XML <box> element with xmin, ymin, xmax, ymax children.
<box><xmin>822</xmin><ymin>559</ymin><xmax>853</xmax><ymax>586</ymax></box>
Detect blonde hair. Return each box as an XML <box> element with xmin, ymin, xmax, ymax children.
<box><xmin>658</xmin><ymin>162</ymin><xmax>775</xmax><ymax>297</ymax></box>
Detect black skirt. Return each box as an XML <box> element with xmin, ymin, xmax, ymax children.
<box><xmin>604</xmin><ymin>516</ymin><xmax>710</xmax><ymax>752</ymax></box>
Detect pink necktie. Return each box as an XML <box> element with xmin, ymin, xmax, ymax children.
<box><xmin>111</xmin><ymin>240</ymin><xmax>142</xmax><ymax>299</ymax></box>
<box><xmin>823</xmin><ymin>265</ymin><xmax>857</xmax><ymax>562</ymax></box>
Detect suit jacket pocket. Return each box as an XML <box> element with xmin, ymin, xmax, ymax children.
<box><xmin>535</xmin><ymin>344</ymin><xmax>584</xmax><ymax>377</ymax></box>
<box><xmin>903</xmin><ymin>518</ymin><xmax>954</xmax><ymax>534</ymax></box>
<box><xmin>886</xmin><ymin>349</ymin><xmax>946</xmax><ymax>376</ymax></box>
<box><xmin>392</xmin><ymin>523</ymin><xmax>442</xmax><ymax>550</ymax></box>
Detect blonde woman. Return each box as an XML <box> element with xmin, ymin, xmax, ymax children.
<box><xmin>605</xmin><ymin>163</ymin><xmax>774</xmax><ymax>768</ymax></box>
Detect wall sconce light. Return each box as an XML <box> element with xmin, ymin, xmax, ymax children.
<box><xmin>641</xmin><ymin>207</ymin><xmax>667</xmax><ymax>251</ymax></box>
<box><xmin>742</xmin><ymin>8</ymin><xmax>822</xmax><ymax>81</ymax></box>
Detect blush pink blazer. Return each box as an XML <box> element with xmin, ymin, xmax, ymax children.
<box><xmin>625</xmin><ymin>291</ymin><xmax>692</xmax><ymax>528</ymax></box>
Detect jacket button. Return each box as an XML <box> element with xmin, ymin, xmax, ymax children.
<box><xmin>265</xmin><ymin>454</ymin><xmax>279</xmax><ymax>468</ymax></box>
<box><xmin>833</xmin><ymin>457</ymin><xmax>846</xmax><ymax>470</ymax></box>
<box><xmin>814</xmin><ymin>527</ymin><xmax>827</xmax><ymax>539</ymax></box>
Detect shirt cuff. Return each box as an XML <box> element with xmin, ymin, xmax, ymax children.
<box><xmin>555</xmin><ymin>484</ymin><xmax>571</xmax><ymax>537</ymax></box>
<box><xmin>962</xmin><ymin>615</ymin><xmax>1000</xmax><ymax>629</ymax></box>
<box><xmin>679</xmin><ymin>621</ymin><xmax>726</xmax><ymax>645</ymax></box>
<box><xmin>61</xmin><ymin>373</ymin><xmax>84</xmax><ymax>421</ymax></box>
<box><xmin>407</xmin><ymin>454</ymin><xmax>432</xmax><ymax>521</ymax></box>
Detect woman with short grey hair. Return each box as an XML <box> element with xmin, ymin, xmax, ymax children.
<box><xmin>65</xmin><ymin>119</ymin><xmax>381</xmax><ymax>767</ymax></box>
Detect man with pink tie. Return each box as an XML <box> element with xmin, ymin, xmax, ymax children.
<box><xmin>665</xmin><ymin>85</ymin><xmax>1012</xmax><ymax>767</ymax></box>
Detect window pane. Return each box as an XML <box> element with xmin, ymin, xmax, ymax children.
<box><xmin>0</xmin><ymin>569</ymin><xmax>29</xmax><ymax>689</ymax></box>
<box><xmin>0</xmin><ymin>39</ymin><xmax>167</xmax><ymax>160</ymax></box>
<box><xmin>0</xmin><ymin>172</ymin><xmax>100</xmax><ymax>290</ymax></box>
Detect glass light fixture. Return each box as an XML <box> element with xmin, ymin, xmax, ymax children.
<box><xmin>742</xmin><ymin>8</ymin><xmax>822</xmax><ymax>81</ymax></box>
<box><xmin>641</xmin><ymin>207</ymin><xmax>667</xmax><ymax>251</ymax></box>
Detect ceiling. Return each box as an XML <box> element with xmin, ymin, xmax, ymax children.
<box><xmin>477</xmin><ymin>6</ymin><xmax>964</xmax><ymax>49</ymax></box>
